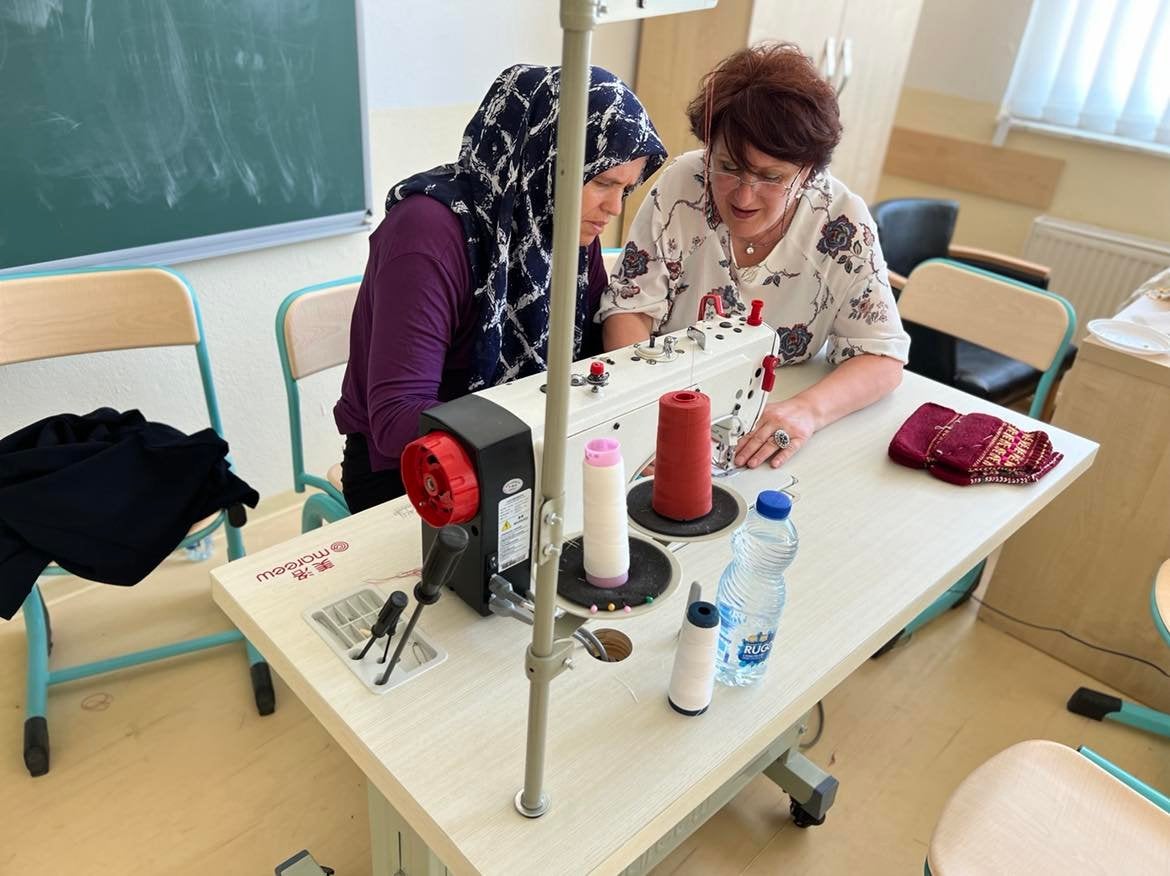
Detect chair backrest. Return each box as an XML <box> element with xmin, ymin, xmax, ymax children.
<box><xmin>0</xmin><ymin>267</ymin><xmax>201</xmax><ymax>366</ymax></box>
<box><xmin>278</xmin><ymin>279</ymin><xmax>360</xmax><ymax>380</ymax></box>
<box><xmin>0</xmin><ymin>266</ymin><xmax>227</xmax><ymax>437</ymax></box>
<box><xmin>275</xmin><ymin>277</ymin><xmax>360</xmax><ymax>493</ymax></box>
<box><xmin>602</xmin><ymin>247</ymin><xmax>622</xmax><ymax>276</ymax></box>
<box><xmin>899</xmin><ymin>260</ymin><xmax>1075</xmax><ymax>417</ymax></box>
<box><xmin>871</xmin><ymin>198</ymin><xmax>959</xmax><ymax>278</ymax></box>
<box><xmin>949</xmin><ymin>245</ymin><xmax>1051</xmax><ymax>290</ymax></box>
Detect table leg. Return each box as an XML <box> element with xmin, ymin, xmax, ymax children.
<box><xmin>764</xmin><ymin>749</ymin><xmax>839</xmax><ymax>826</ymax></box>
<box><xmin>618</xmin><ymin>715</ymin><xmax>828</xmax><ymax>875</ymax></box>
<box><xmin>364</xmin><ymin>714</ymin><xmax>834</xmax><ymax>876</ymax></box>
<box><xmin>367</xmin><ymin>782</ymin><xmax>448</xmax><ymax>876</ymax></box>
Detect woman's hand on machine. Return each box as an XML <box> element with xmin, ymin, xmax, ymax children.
<box><xmin>734</xmin><ymin>398</ymin><xmax>817</xmax><ymax>470</ymax></box>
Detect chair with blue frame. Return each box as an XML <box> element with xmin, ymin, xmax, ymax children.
<box><xmin>0</xmin><ymin>266</ymin><xmax>275</xmax><ymax>777</ymax></box>
<box><xmin>275</xmin><ymin>277</ymin><xmax>360</xmax><ymax>532</ymax></box>
<box><xmin>873</xmin><ymin>259</ymin><xmax>1076</xmax><ymax>657</ymax></box>
<box><xmin>1066</xmin><ymin>559</ymin><xmax>1170</xmax><ymax>739</ymax></box>
<box><xmin>873</xmin><ymin>197</ymin><xmax>1073</xmax><ymax>421</ymax></box>
<box><xmin>601</xmin><ymin>246</ymin><xmax>622</xmax><ymax>275</ymax></box>
<box><xmin>925</xmin><ymin>739</ymin><xmax>1170</xmax><ymax>874</ymax></box>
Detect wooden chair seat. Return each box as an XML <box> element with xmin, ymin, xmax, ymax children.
<box><xmin>327</xmin><ymin>463</ymin><xmax>344</xmax><ymax>494</ymax></box>
<box><xmin>928</xmin><ymin>740</ymin><xmax>1170</xmax><ymax>875</ymax></box>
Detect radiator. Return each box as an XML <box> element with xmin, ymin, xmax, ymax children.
<box><xmin>1023</xmin><ymin>217</ymin><xmax>1170</xmax><ymax>330</ymax></box>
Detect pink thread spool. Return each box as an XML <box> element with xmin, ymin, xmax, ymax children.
<box><xmin>652</xmin><ymin>391</ymin><xmax>713</xmax><ymax>521</ymax></box>
<box><xmin>583</xmin><ymin>437</ymin><xmax>629</xmax><ymax>588</ymax></box>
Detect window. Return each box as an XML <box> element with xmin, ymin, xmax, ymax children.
<box><xmin>997</xmin><ymin>0</ymin><xmax>1170</xmax><ymax>153</ymax></box>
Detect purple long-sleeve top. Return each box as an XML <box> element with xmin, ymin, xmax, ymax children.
<box><xmin>334</xmin><ymin>195</ymin><xmax>609</xmax><ymax>472</ymax></box>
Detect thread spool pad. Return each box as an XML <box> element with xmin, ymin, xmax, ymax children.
<box><xmin>556</xmin><ymin>533</ymin><xmax>680</xmax><ymax>619</ymax></box>
<box><xmin>627</xmin><ymin>479</ymin><xmax>746</xmax><ymax>542</ymax></box>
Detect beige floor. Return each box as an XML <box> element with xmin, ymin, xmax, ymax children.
<box><xmin>3</xmin><ymin>502</ymin><xmax>1169</xmax><ymax>875</ymax></box>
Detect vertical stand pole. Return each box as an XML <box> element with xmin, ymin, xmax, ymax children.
<box><xmin>516</xmin><ymin>0</ymin><xmax>598</xmax><ymax>819</ymax></box>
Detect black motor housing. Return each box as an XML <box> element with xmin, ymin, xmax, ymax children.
<box><xmin>415</xmin><ymin>394</ymin><xmax>535</xmax><ymax>616</ymax></box>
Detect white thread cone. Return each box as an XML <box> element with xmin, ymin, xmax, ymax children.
<box><xmin>583</xmin><ymin>438</ymin><xmax>629</xmax><ymax>588</ymax></box>
<box><xmin>668</xmin><ymin>601</ymin><xmax>719</xmax><ymax>715</ymax></box>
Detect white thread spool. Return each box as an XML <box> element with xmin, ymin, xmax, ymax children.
<box><xmin>668</xmin><ymin>601</ymin><xmax>719</xmax><ymax>715</ymax></box>
<box><xmin>582</xmin><ymin>438</ymin><xmax>629</xmax><ymax>588</ymax></box>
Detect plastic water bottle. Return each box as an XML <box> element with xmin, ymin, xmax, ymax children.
<box><xmin>715</xmin><ymin>490</ymin><xmax>797</xmax><ymax>687</ymax></box>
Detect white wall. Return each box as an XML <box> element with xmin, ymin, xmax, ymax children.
<box><xmin>363</xmin><ymin>2</ymin><xmax>641</xmax><ymax>109</ymax></box>
<box><xmin>903</xmin><ymin>0</ymin><xmax>1032</xmax><ymax>104</ymax></box>
<box><xmin>0</xmin><ymin>2</ymin><xmax>640</xmax><ymax>508</ymax></box>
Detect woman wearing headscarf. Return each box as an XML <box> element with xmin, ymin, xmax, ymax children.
<box><xmin>600</xmin><ymin>44</ymin><xmax>909</xmax><ymax>472</ymax></box>
<box><xmin>334</xmin><ymin>65</ymin><xmax>666</xmax><ymax>512</ymax></box>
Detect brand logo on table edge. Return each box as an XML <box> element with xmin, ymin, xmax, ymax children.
<box><xmin>255</xmin><ymin>542</ymin><xmax>348</xmax><ymax>581</ymax></box>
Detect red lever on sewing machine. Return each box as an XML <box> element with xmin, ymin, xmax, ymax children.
<box><xmin>747</xmin><ymin>299</ymin><xmax>765</xmax><ymax>326</ymax></box>
<box><xmin>761</xmin><ymin>354</ymin><xmax>781</xmax><ymax>392</ymax></box>
<box><xmin>696</xmin><ymin>294</ymin><xmax>725</xmax><ymax>321</ymax></box>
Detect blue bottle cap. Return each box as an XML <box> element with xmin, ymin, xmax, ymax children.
<box><xmin>756</xmin><ymin>490</ymin><xmax>792</xmax><ymax>521</ymax></box>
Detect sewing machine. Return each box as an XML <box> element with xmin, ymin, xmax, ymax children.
<box><xmin>401</xmin><ymin>297</ymin><xmax>781</xmax><ymax>616</ymax></box>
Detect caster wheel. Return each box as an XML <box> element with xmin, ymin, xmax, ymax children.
<box><xmin>789</xmin><ymin>797</ymin><xmax>826</xmax><ymax>829</ymax></box>
<box><xmin>870</xmin><ymin>628</ymin><xmax>906</xmax><ymax>660</ymax></box>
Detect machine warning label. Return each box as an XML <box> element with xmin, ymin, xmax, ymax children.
<box><xmin>498</xmin><ymin>489</ymin><xmax>532</xmax><ymax>572</ymax></box>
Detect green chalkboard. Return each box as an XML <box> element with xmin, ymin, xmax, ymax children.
<box><xmin>0</xmin><ymin>0</ymin><xmax>368</xmax><ymax>271</ymax></box>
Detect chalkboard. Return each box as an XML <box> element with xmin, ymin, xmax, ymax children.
<box><xmin>0</xmin><ymin>0</ymin><xmax>370</xmax><ymax>272</ymax></box>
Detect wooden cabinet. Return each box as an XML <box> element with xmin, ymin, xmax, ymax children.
<box><xmin>982</xmin><ymin>295</ymin><xmax>1170</xmax><ymax>712</ymax></box>
<box><xmin>622</xmin><ymin>0</ymin><xmax>924</xmax><ymax>241</ymax></box>
<box><xmin>832</xmin><ymin>0</ymin><xmax>926</xmax><ymax>201</ymax></box>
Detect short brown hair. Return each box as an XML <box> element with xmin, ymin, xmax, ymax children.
<box><xmin>686</xmin><ymin>43</ymin><xmax>842</xmax><ymax>173</ymax></box>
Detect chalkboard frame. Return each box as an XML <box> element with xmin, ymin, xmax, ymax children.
<box><xmin>0</xmin><ymin>1</ymin><xmax>373</xmax><ymax>275</ymax></box>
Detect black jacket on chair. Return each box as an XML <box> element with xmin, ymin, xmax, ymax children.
<box><xmin>0</xmin><ymin>408</ymin><xmax>259</xmax><ymax>619</ymax></box>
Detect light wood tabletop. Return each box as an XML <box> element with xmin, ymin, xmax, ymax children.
<box><xmin>212</xmin><ymin>365</ymin><xmax>1097</xmax><ymax>876</ymax></box>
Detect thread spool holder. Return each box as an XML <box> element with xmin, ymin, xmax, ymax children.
<box><xmin>519</xmin><ymin>0</ymin><xmax>709</xmax><ymax>820</ymax></box>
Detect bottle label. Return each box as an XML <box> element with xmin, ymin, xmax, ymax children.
<box><xmin>736</xmin><ymin>630</ymin><xmax>775</xmax><ymax>666</ymax></box>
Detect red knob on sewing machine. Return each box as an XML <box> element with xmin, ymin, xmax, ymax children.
<box><xmin>747</xmin><ymin>299</ymin><xmax>765</xmax><ymax>326</ymax></box>
<box><xmin>761</xmin><ymin>354</ymin><xmax>781</xmax><ymax>392</ymax></box>
<box><xmin>400</xmin><ymin>432</ymin><xmax>480</xmax><ymax>527</ymax></box>
<box><xmin>589</xmin><ymin>360</ymin><xmax>605</xmax><ymax>378</ymax></box>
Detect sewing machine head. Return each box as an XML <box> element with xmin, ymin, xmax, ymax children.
<box><xmin>402</xmin><ymin>303</ymin><xmax>780</xmax><ymax>614</ymax></box>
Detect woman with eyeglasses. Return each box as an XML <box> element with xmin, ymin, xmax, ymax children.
<box><xmin>600</xmin><ymin>43</ymin><xmax>909</xmax><ymax>471</ymax></box>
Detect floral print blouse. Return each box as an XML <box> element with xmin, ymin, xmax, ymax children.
<box><xmin>599</xmin><ymin>150</ymin><xmax>910</xmax><ymax>366</ymax></box>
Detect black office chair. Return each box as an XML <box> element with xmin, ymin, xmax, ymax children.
<box><xmin>872</xmin><ymin>197</ymin><xmax>1075</xmax><ymax>414</ymax></box>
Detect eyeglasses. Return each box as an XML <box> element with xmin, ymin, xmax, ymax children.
<box><xmin>709</xmin><ymin>170</ymin><xmax>795</xmax><ymax>193</ymax></box>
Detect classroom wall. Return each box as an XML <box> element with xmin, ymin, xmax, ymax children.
<box><xmin>0</xmin><ymin>3</ymin><xmax>640</xmax><ymax>509</ymax></box>
<box><xmin>362</xmin><ymin>2</ymin><xmax>641</xmax><ymax>109</ymax></box>
<box><xmin>876</xmin><ymin>0</ymin><xmax>1170</xmax><ymax>255</ymax></box>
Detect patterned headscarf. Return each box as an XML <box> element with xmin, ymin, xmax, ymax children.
<box><xmin>387</xmin><ymin>65</ymin><xmax>666</xmax><ymax>390</ymax></box>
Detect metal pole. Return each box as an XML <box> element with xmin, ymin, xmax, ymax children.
<box><xmin>516</xmin><ymin>0</ymin><xmax>597</xmax><ymax>819</ymax></box>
